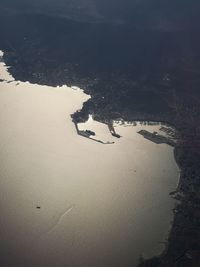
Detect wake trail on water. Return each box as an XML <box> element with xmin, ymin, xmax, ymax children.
<box><xmin>40</xmin><ymin>204</ymin><xmax>75</xmax><ymax>238</ymax></box>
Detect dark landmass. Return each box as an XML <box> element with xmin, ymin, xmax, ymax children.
<box><xmin>1</xmin><ymin>12</ymin><xmax>200</xmax><ymax>124</ymax></box>
<box><xmin>0</xmin><ymin>6</ymin><xmax>200</xmax><ymax>267</ymax></box>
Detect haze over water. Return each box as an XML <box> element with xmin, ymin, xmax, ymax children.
<box><xmin>0</xmin><ymin>51</ymin><xmax>179</xmax><ymax>267</ymax></box>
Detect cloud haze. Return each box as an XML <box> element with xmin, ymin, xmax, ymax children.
<box><xmin>1</xmin><ymin>0</ymin><xmax>200</xmax><ymax>30</ymax></box>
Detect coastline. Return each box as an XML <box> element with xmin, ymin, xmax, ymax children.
<box><xmin>1</xmin><ymin>5</ymin><xmax>199</xmax><ymax>266</ymax></box>
<box><xmin>137</xmin><ymin>145</ymin><xmax>182</xmax><ymax>266</ymax></box>
<box><xmin>0</xmin><ymin>49</ymin><xmax>180</xmax><ymax>266</ymax></box>
<box><xmin>138</xmin><ymin>138</ymin><xmax>200</xmax><ymax>267</ymax></box>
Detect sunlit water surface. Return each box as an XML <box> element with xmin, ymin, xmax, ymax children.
<box><xmin>0</xmin><ymin>51</ymin><xmax>179</xmax><ymax>267</ymax></box>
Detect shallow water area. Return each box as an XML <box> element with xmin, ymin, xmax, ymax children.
<box><xmin>0</xmin><ymin>50</ymin><xmax>179</xmax><ymax>267</ymax></box>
